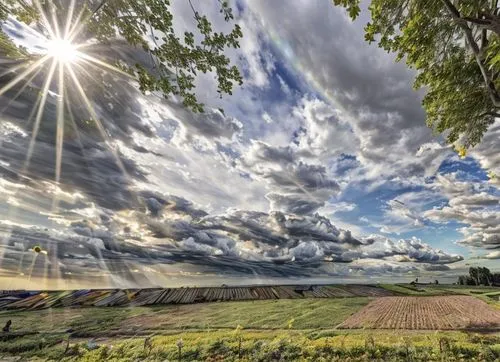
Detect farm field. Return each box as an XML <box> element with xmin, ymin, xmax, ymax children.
<box><xmin>0</xmin><ymin>285</ymin><xmax>499</xmax><ymax>361</ymax></box>
<box><xmin>339</xmin><ymin>295</ymin><xmax>500</xmax><ymax>330</ymax></box>
<box><xmin>1</xmin><ymin>298</ymin><xmax>370</xmax><ymax>335</ymax></box>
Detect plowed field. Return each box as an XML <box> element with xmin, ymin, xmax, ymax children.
<box><xmin>338</xmin><ymin>296</ymin><xmax>500</xmax><ymax>330</ymax></box>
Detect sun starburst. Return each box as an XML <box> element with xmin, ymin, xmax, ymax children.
<box><xmin>0</xmin><ymin>0</ymin><xmax>134</xmax><ymax>287</ymax></box>
<box><xmin>46</xmin><ymin>38</ymin><xmax>79</xmax><ymax>64</ymax></box>
<box><xmin>0</xmin><ymin>1</ymin><xmax>131</xmax><ymax>203</ymax></box>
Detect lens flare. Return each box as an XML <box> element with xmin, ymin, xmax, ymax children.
<box><xmin>46</xmin><ymin>38</ymin><xmax>79</xmax><ymax>63</ymax></box>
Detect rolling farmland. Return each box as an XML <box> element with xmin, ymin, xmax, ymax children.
<box><xmin>0</xmin><ymin>284</ymin><xmax>394</xmax><ymax>310</ymax></box>
<box><xmin>339</xmin><ymin>295</ymin><xmax>500</xmax><ymax>330</ymax></box>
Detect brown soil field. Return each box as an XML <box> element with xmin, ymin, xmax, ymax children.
<box><xmin>338</xmin><ymin>295</ymin><xmax>500</xmax><ymax>330</ymax></box>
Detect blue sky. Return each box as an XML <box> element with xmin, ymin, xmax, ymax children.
<box><xmin>0</xmin><ymin>0</ymin><xmax>499</xmax><ymax>289</ymax></box>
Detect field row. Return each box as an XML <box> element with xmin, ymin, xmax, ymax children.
<box><xmin>339</xmin><ymin>296</ymin><xmax>500</xmax><ymax>330</ymax></box>
<box><xmin>0</xmin><ymin>284</ymin><xmax>394</xmax><ymax>310</ymax></box>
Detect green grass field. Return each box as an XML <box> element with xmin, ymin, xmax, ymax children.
<box><xmin>1</xmin><ymin>297</ymin><xmax>370</xmax><ymax>335</ymax></box>
<box><xmin>1</xmin><ymin>286</ymin><xmax>499</xmax><ymax>361</ymax></box>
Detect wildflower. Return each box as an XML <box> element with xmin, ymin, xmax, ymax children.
<box><xmin>176</xmin><ymin>338</ymin><xmax>184</xmax><ymax>348</ymax></box>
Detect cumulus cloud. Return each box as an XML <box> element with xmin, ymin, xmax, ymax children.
<box><xmin>292</xmin><ymin>98</ymin><xmax>358</xmax><ymax>159</ymax></box>
<box><xmin>423</xmin><ymin>173</ymin><xmax>500</xmax><ymax>250</ymax></box>
<box><xmin>468</xmin><ymin>120</ymin><xmax>500</xmax><ymax>186</ymax></box>
<box><xmin>482</xmin><ymin>250</ymin><xmax>500</xmax><ymax>259</ymax></box>
<box><xmin>240</xmin><ymin>140</ymin><xmax>340</xmax><ymax>215</ymax></box>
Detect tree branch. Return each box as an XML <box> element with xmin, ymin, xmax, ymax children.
<box><xmin>462</xmin><ymin>17</ymin><xmax>491</xmax><ymax>26</ymax></box>
<box><xmin>187</xmin><ymin>0</ymin><xmax>200</xmax><ymax>20</ymax></box>
<box><xmin>441</xmin><ymin>0</ymin><xmax>500</xmax><ymax>107</ymax></box>
<box><xmin>479</xmin><ymin>111</ymin><xmax>500</xmax><ymax>117</ymax></box>
<box><xmin>481</xmin><ymin>28</ymin><xmax>488</xmax><ymax>51</ymax></box>
<box><xmin>91</xmin><ymin>0</ymin><xmax>108</xmax><ymax>18</ymax></box>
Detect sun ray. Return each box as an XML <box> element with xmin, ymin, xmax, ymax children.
<box><xmin>34</xmin><ymin>0</ymin><xmax>57</xmax><ymax>40</ymax></box>
<box><xmin>78</xmin><ymin>52</ymin><xmax>134</xmax><ymax>78</ymax></box>
<box><xmin>66</xmin><ymin>4</ymin><xmax>87</xmax><ymax>43</ymax></box>
<box><xmin>49</xmin><ymin>2</ymin><xmax>61</xmax><ymax>40</ymax></box>
<box><xmin>0</xmin><ymin>56</ymin><xmax>50</xmax><ymax>97</ymax></box>
<box><xmin>52</xmin><ymin>61</ymin><xmax>65</xmax><ymax>213</ymax></box>
<box><xmin>24</xmin><ymin>59</ymin><xmax>58</xmax><ymax>172</ymax></box>
<box><xmin>64</xmin><ymin>93</ymin><xmax>97</xmax><ymax>185</ymax></box>
<box><xmin>0</xmin><ymin>65</ymin><xmax>45</xmax><ymax>115</ymax></box>
<box><xmin>0</xmin><ymin>60</ymin><xmax>34</xmax><ymax>78</ymax></box>
<box><xmin>72</xmin><ymin>61</ymin><xmax>130</xmax><ymax>108</ymax></box>
<box><xmin>65</xmin><ymin>63</ymin><xmax>129</xmax><ymax>178</ymax></box>
<box><xmin>63</xmin><ymin>0</ymin><xmax>76</xmax><ymax>39</ymax></box>
<box><xmin>26</xmin><ymin>253</ymin><xmax>38</xmax><ymax>282</ymax></box>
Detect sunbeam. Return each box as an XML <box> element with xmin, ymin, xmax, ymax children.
<box><xmin>65</xmin><ymin>63</ymin><xmax>130</xmax><ymax>178</ymax></box>
<box><xmin>24</xmin><ymin>58</ymin><xmax>57</xmax><ymax>172</ymax></box>
<box><xmin>0</xmin><ymin>56</ymin><xmax>50</xmax><ymax>97</ymax></box>
<box><xmin>52</xmin><ymin>61</ymin><xmax>65</xmax><ymax>212</ymax></box>
<box><xmin>33</xmin><ymin>0</ymin><xmax>57</xmax><ymax>40</ymax></box>
<box><xmin>0</xmin><ymin>64</ymin><xmax>45</xmax><ymax>114</ymax></box>
<box><xmin>78</xmin><ymin>52</ymin><xmax>133</xmax><ymax>78</ymax></box>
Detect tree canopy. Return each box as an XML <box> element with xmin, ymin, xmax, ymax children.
<box><xmin>336</xmin><ymin>0</ymin><xmax>500</xmax><ymax>149</ymax></box>
<box><xmin>0</xmin><ymin>0</ymin><xmax>243</xmax><ymax>112</ymax></box>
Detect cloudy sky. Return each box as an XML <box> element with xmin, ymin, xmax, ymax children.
<box><xmin>0</xmin><ymin>0</ymin><xmax>499</xmax><ymax>289</ymax></box>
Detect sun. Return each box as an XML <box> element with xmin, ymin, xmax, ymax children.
<box><xmin>46</xmin><ymin>38</ymin><xmax>79</xmax><ymax>63</ymax></box>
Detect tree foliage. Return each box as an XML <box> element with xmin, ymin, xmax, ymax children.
<box><xmin>337</xmin><ymin>0</ymin><xmax>500</xmax><ymax>148</ymax></box>
<box><xmin>0</xmin><ymin>0</ymin><xmax>243</xmax><ymax>112</ymax></box>
<box><xmin>458</xmin><ymin>266</ymin><xmax>497</xmax><ymax>286</ymax></box>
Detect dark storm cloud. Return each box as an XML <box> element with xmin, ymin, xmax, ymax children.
<box><xmin>266</xmin><ymin>192</ymin><xmax>323</xmax><ymax>215</ymax></box>
<box><xmin>424</xmin><ymin>264</ymin><xmax>451</xmax><ymax>272</ymax></box>
<box><xmin>201</xmin><ymin>210</ymin><xmax>363</xmax><ymax>248</ymax></box>
<box><xmin>240</xmin><ymin>140</ymin><xmax>340</xmax><ymax>215</ymax></box>
<box><xmin>0</xmin><ymin>128</ymin><xmax>145</xmax><ymax>210</ymax></box>
<box><xmin>243</xmin><ymin>141</ymin><xmax>295</xmax><ymax>166</ymax></box>
<box><xmin>0</xmin><ymin>223</ymin><xmax>315</xmax><ymax>282</ymax></box>
<box><xmin>199</xmin><ymin>210</ymin><xmax>289</xmax><ymax>247</ymax></box>
<box><xmin>266</xmin><ymin>162</ymin><xmax>340</xmax><ymax>192</ymax></box>
<box><xmin>143</xmin><ymin>205</ymin><xmax>460</xmax><ymax>266</ymax></box>
<box><xmin>165</xmin><ymin>100</ymin><xmax>243</xmax><ymax>141</ymax></box>
<box><xmin>140</xmin><ymin>191</ymin><xmax>208</xmax><ymax>219</ymax></box>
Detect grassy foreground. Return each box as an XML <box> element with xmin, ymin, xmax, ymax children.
<box><xmin>2</xmin><ymin>328</ymin><xmax>500</xmax><ymax>361</ymax></box>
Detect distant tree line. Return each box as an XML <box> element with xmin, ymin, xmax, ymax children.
<box><xmin>457</xmin><ymin>267</ymin><xmax>500</xmax><ymax>286</ymax></box>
